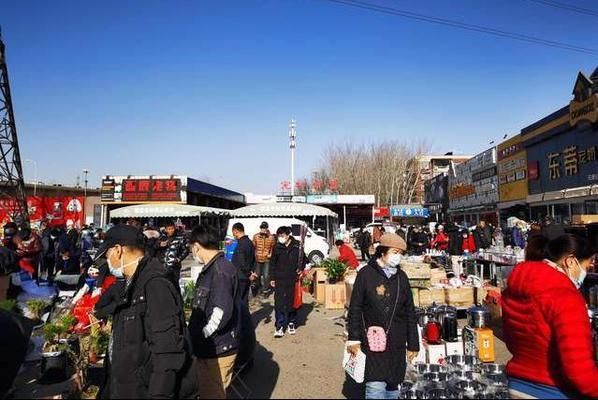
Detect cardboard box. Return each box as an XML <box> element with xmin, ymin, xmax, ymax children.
<box><xmin>401</xmin><ymin>262</ymin><xmax>432</xmax><ymax>280</ymax></box>
<box><xmin>412</xmin><ymin>326</ymin><xmax>427</xmax><ymax>364</ymax></box>
<box><xmin>418</xmin><ymin>287</ymin><xmax>477</xmax><ymax>308</ymax></box>
<box><xmin>409</xmin><ymin>279</ymin><xmax>431</xmax><ymax>289</ymax></box>
<box><xmin>445</xmin><ymin>340</ymin><xmax>464</xmax><ymax>356</ymax></box>
<box><xmin>325</xmin><ymin>283</ymin><xmax>347</xmax><ymax>309</ymax></box>
<box><xmin>430</xmin><ymin>268</ymin><xmax>448</xmax><ymax>285</ymax></box>
<box><xmin>313</xmin><ymin>268</ymin><xmax>328</xmax><ymax>282</ymax></box>
<box><xmin>313</xmin><ymin>268</ymin><xmax>328</xmax><ymax>304</ymax></box>
<box><xmin>463</xmin><ymin>326</ymin><xmax>495</xmax><ymax>363</ymax></box>
<box><xmin>425</xmin><ymin>343</ymin><xmax>447</xmax><ymax>364</ymax></box>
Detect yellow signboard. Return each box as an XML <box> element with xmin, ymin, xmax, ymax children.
<box><xmin>570</xmin><ymin>94</ymin><xmax>598</xmax><ymax>126</ymax></box>
<box><xmin>497</xmin><ymin>135</ymin><xmax>528</xmax><ymax>202</ymax></box>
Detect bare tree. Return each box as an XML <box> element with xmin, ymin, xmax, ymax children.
<box><xmin>299</xmin><ymin>139</ymin><xmax>431</xmax><ymax>206</ymax></box>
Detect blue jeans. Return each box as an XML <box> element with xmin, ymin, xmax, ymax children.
<box><xmin>275</xmin><ymin>310</ymin><xmax>297</xmax><ymax>330</ymax></box>
<box><xmin>365</xmin><ymin>381</ymin><xmax>400</xmax><ymax>399</ymax></box>
<box><xmin>508</xmin><ymin>377</ymin><xmax>570</xmax><ymax>399</ymax></box>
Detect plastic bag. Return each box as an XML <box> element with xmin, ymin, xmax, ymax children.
<box><xmin>293</xmin><ymin>279</ymin><xmax>303</xmax><ymax>309</ymax></box>
<box><xmin>342</xmin><ymin>347</ymin><xmax>366</xmax><ymax>383</ymax></box>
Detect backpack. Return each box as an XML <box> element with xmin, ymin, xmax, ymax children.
<box><xmin>142</xmin><ymin>276</ymin><xmax>199</xmax><ymax>399</ymax></box>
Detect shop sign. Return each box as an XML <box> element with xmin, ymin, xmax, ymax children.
<box><xmin>449</xmin><ymin>184</ymin><xmax>476</xmax><ymax>200</ymax></box>
<box><xmin>547</xmin><ymin>144</ymin><xmax>597</xmax><ymax>180</ymax></box>
<box><xmin>472</xmin><ymin>166</ymin><xmax>497</xmax><ymax>182</ymax></box>
<box><xmin>570</xmin><ymin>94</ymin><xmax>598</xmax><ymax>126</ymax></box>
<box><xmin>390</xmin><ymin>207</ymin><xmax>430</xmax><ymax>218</ymax></box>
<box><xmin>276</xmin><ymin>195</ymin><xmax>293</xmax><ymax>202</ymax></box>
<box><xmin>528</xmin><ymin>161</ymin><xmax>539</xmax><ymax>181</ymax></box>
<box><xmin>306</xmin><ymin>194</ymin><xmax>338</xmax><ymax>204</ymax></box>
<box><xmin>101</xmin><ymin>179</ymin><xmax>116</xmax><ymax>202</ymax></box>
<box><xmin>121</xmin><ymin>178</ymin><xmax>182</xmax><ymax>202</ymax></box>
<box><xmin>292</xmin><ymin>196</ymin><xmax>306</xmax><ymax>203</ymax></box>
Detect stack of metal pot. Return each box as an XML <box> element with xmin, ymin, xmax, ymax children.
<box><xmin>402</xmin><ymin>356</ymin><xmax>510</xmax><ymax>399</ymax></box>
<box><xmin>415</xmin><ymin>304</ymin><xmax>459</xmax><ymax>344</ymax></box>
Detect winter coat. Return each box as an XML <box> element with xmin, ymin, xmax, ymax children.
<box><xmin>270</xmin><ymin>238</ymin><xmax>306</xmax><ymax>313</ymax></box>
<box><xmin>338</xmin><ymin>244</ymin><xmax>359</xmax><ymax>269</ymax></box>
<box><xmin>502</xmin><ymin>261</ymin><xmax>598</xmax><ymax>398</ymax></box>
<box><xmin>511</xmin><ymin>227</ymin><xmax>526</xmax><ymax>248</ymax></box>
<box><xmin>348</xmin><ymin>258</ymin><xmax>419</xmax><ymax>388</ymax></box>
<box><xmin>431</xmin><ymin>232</ymin><xmax>449</xmax><ymax>251</ymax></box>
<box><xmin>473</xmin><ymin>226</ymin><xmax>492</xmax><ymax>249</ymax></box>
<box><xmin>40</xmin><ymin>228</ymin><xmax>55</xmax><ymax>258</ymax></box>
<box><xmin>14</xmin><ymin>232</ymin><xmax>42</xmax><ymax>274</ymax></box>
<box><xmin>110</xmin><ymin>257</ymin><xmax>186</xmax><ymax>399</ymax></box>
<box><xmin>189</xmin><ymin>252</ymin><xmax>241</xmax><ymax>359</ymax></box>
<box><xmin>461</xmin><ymin>235</ymin><xmax>476</xmax><ymax>254</ymax></box>
<box><xmin>232</xmin><ymin>235</ymin><xmax>256</xmax><ymax>280</ymax></box>
<box><xmin>359</xmin><ymin>231</ymin><xmax>371</xmax><ymax>249</ymax></box>
<box><xmin>408</xmin><ymin>231</ymin><xmax>429</xmax><ymax>255</ymax></box>
<box><xmin>156</xmin><ymin>234</ymin><xmax>189</xmax><ymax>273</ymax></box>
<box><xmin>253</xmin><ymin>232</ymin><xmax>275</xmax><ymax>263</ymax></box>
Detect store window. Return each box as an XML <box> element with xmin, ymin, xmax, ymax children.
<box><xmin>587</xmin><ymin>200</ymin><xmax>598</xmax><ymax>215</ymax></box>
<box><xmin>571</xmin><ymin>202</ymin><xmax>585</xmax><ymax>216</ymax></box>
<box><xmin>553</xmin><ymin>204</ymin><xmax>570</xmax><ymax>224</ymax></box>
<box><xmin>531</xmin><ymin>205</ymin><xmax>548</xmax><ymax>222</ymax></box>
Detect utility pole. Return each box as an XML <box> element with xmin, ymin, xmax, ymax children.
<box><xmin>289</xmin><ymin>119</ymin><xmax>297</xmax><ymax>196</ymax></box>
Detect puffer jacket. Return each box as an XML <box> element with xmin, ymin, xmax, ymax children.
<box><xmin>253</xmin><ymin>232</ymin><xmax>275</xmax><ymax>263</ymax></box>
<box><xmin>502</xmin><ymin>260</ymin><xmax>598</xmax><ymax>398</ymax></box>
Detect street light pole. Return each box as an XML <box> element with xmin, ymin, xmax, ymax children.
<box><xmin>25</xmin><ymin>159</ymin><xmax>37</xmax><ymax>196</ymax></box>
<box><xmin>82</xmin><ymin>168</ymin><xmax>89</xmax><ymax>199</ymax></box>
<box><xmin>289</xmin><ymin>119</ymin><xmax>297</xmax><ymax>197</ymax></box>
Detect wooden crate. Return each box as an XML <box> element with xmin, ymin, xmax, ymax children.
<box><xmin>418</xmin><ymin>287</ymin><xmax>477</xmax><ymax>308</ymax></box>
<box><xmin>325</xmin><ymin>283</ymin><xmax>347</xmax><ymax>309</ymax></box>
<box><xmin>314</xmin><ymin>268</ymin><xmax>328</xmax><ymax>282</ymax></box>
<box><xmin>409</xmin><ymin>278</ymin><xmax>431</xmax><ymax>289</ymax></box>
<box><xmin>430</xmin><ymin>268</ymin><xmax>447</xmax><ymax>285</ymax></box>
<box><xmin>313</xmin><ymin>268</ymin><xmax>328</xmax><ymax>304</ymax></box>
<box><xmin>401</xmin><ymin>262</ymin><xmax>431</xmax><ymax>280</ymax></box>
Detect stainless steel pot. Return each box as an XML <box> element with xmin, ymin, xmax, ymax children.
<box><xmin>436</xmin><ymin>305</ymin><xmax>457</xmax><ymax>326</ymax></box>
<box><xmin>451</xmin><ymin>370</ymin><xmax>474</xmax><ymax>381</ymax></box>
<box><xmin>424</xmin><ymin>372</ymin><xmax>448</xmax><ymax>383</ymax></box>
<box><xmin>467</xmin><ymin>306</ymin><xmax>491</xmax><ymax>328</ymax></box>
<box><xmin>481</xmin><ymin>363</ymin><xmax>505</xmax><ymax>375</ymax></box>
<box><xmin>400</xmin><ymin>389</ymin><xmax>426</xmax><ymax>399</ymax></box>
<box><xmin>426</xmin><ymin>388</ymin><xmax>456</xmax><ymax>399</ymax></box>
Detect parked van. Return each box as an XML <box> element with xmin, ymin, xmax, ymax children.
<box><xmin>226</xmin><ymin>217</ymin><xmax>330</xmax><ymax>265</ymax></box>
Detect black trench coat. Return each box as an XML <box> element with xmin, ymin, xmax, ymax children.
<box><xmin>270</xmin><ymin>238</ymin><xmax>305</xmax><ymax>313</ymax></box>
<box><xmin>348</xmin><ymin>258</ymin><xmax>419</xmax><ymax>388</ymax></box>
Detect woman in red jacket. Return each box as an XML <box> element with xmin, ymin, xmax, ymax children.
<box><xmin>502</xmin><ymin>234</ymin><xmax>598</xmax><ymax>399</ymax></box>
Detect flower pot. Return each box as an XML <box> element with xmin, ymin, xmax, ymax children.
<box><xmin>39</xmin><ymin>351</ymin><xmax>68</xmax><ymax>384</ymax></box>
<box><xmin>86</xmin><ymin>363</ymin><xmax>105</xmax><ymax>388</ymax></box>
<box><xmin>89</xmin><ymin>352</ymin><xmax>98</xmax><ymax>364</ymax></box>
<box><xmin>59</xmin><ymin>336</ymin><xmax>80</xmax><ymax>355</ymax></box>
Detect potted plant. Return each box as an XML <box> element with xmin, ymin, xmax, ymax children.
<box><xmin>0</xmin><ymin>299</ymin><xmax>21</xmax><ymax>315</ymax></box>
<box><xmin>301</xmin><ymin>271</ymin><xmax>314</xmax><ymax>293</ymax></box>
<box><xmin>40</xmin><ymin>313</ymin><xmax>79</xmax><ymax>383</ymax></box>
<box><xmin>321</xmin><ymin>259</ymin><xmax>348</xmax><ymax>284</ymax></box>
<box><xmin>25</xmin><ymin>298</ymin><xmax>50</xmax><ymax>323</ymax></box>
<box><xmin>88</xmin><ymin>329</ymin><xmax>110</xmax><ymax>364</ymax></box>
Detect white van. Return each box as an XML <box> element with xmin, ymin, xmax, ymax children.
<box><xmin>226</xmin><ymin>217</ymin><xmax>330</xmax><ymax>265</ymax></box>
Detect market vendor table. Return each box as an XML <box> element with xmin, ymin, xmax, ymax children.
<box><xmin>466</xmin><ymin>258</ymin><xmax>517</xmax><ymax>288</ymax></box>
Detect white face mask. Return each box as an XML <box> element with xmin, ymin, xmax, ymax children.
<box><xmin>192</xmin><ymin>246</ymin><xmax>204</xmax><ymax>264</ymax></box>
<box><xmin>388</xmin><ymin>253</ymin><xmax>402</xmax><ymax>267</ymax></box>
<box><xmin>278</xmin><ymin>236</ymin><xmax>287</xmax><ymax>244</ymax></box>
<box><xmin>107</xmin><ymin>249</ymin><xmax>141</xmax><ymax>279</ymax></box>
<box><xmin>569</xmin><ymin>258</ymin><xmax>587</xmax><ymax>289</ymax></box>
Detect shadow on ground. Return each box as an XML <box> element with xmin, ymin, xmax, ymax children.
<box><xmin>228</xmin><ymin>342</ymin><xmax>279</xmax><ymax>399</ymax></box>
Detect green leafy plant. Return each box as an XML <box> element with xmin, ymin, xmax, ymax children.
<box><xmin>0</xmin><ymin>299</ymin><xmax>20</xmax><ymax>315</ymax></box>
<box><xmin>321</xmin><ymin>258</ymin><xmax>348</xmax><ymax>283</ymax></box>
<box><xmin>43</xmin><ymin>322</ymin><xmax>70</xmax><ymax>352</ymax></box>
<box><xmin>26</xmin><ymin>299</ymin><xmax>50</xmax><ymax>321</ymax></box>
<box><xmin>90</xmin><ymin>330</ymin><xmax>110</xmax><ymax>355</ymax></box>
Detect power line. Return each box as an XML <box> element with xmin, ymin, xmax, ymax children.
<box><xmin>526</xmin><ymin>0</ymin><xmax>598</xmax><ymax>17</ymax></box>
<box><xmin>323</xmin><ymin>0</ymin><xmax>598</xmax><ymax>55</ymax></box>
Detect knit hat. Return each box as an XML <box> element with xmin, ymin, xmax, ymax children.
<box><xmin>379</xmin><ymin>233</ymin><xmax>407</xmax><ymax>251</ymax></box>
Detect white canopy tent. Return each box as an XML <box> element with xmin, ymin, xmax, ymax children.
<box><xmin>230</xmin><ymin>203</ymin><xmax>337</xmax><ymax>218</ymax></box>
<box><xmin>110</xmin><ymin>204</ymin><xmax>230</xmax><ymax>219</ymax></box>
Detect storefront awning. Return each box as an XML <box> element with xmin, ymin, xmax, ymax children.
<box><xmin>498</xmin><ymin>200</ymin><xmax>527</xmax><ymax>209</ymax></box>
<box><xmin>110</xmin><ymin>204</ymin><xmax>230</xmax><ymax>219</ymax></box>
<box><xmin>230</xmin><ymin>203</ymin><xmax>338</xmax><ymax>218</ymax></box>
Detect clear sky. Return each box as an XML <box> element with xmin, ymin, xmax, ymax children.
<box><xmin>2</xmin><ymin>0</ymin><xmax>597</xmax><ymax>194</ymax></box>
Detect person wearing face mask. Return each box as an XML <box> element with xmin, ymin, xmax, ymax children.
<box><xmin>95</xmin><ymin>224</ymin><xmax>188</xmax><ymax>399</ymax></box>
<box><xmin>502</xmin><ymin>234</ymin><xmax>598</xmax><ymax>399</ymax></box>
<box><xmin>347</xmin><ymin>233</ymin><xmax>419</xmax><ymax>399</ymax></box>
<box><xmin>187</xmin><ymin>225</ymin><xmax>241</xmax><ymax>399</ymax></box>
<box><xmin>270</xmin><ymin>226</ymin><xmax>306</xmax><ymax>338</ymax></box>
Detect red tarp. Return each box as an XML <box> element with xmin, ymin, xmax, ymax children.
<box><xmin>0</xmin><ymin>196</ymin><xmax>85</xmax><ymax>228</ymax></box>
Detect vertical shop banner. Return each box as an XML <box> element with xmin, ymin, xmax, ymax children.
<box><xmin>0</xmin><ymin>196</ymin><xmax>85</xmax><ymax>227</ymax></box>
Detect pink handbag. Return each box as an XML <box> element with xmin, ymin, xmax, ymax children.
<box><xmin>364</xmin><ymin>278</ymin><xmax>401</xmax><ymax>353</ymax></box>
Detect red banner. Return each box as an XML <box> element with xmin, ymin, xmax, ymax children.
<box><xmin>0</xmin><ymin>196</ymin><xmax>85</xmax><ymax>228</ymax></box>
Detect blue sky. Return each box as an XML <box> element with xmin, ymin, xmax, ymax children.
<box><xmin>2</xmin><ymin>0</ymin><xmax>597</xmax><ymax>194</ymax></box>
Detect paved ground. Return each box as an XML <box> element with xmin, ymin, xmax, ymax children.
<box><xmin>238</xmin><ymin>292</ymin><xmax>511</xmax><ymax>399</ymax></box>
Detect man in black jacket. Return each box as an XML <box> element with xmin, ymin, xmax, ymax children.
<box><xmin>156</xmin><ymin>221</ymin><xmax>190</xmax><ymax>286</ymax></box>
<box><xmin>97</xmin><ymin>225</ymin><xmax>187</xmax><ymax>399</ymax></box>
<box><xmin>188</xmin><ymin>225</ymin><xmax>241</xmax><ymax>399</ymax></box>
<box><xmin>231</xmin><ymin>222</ymin><xmax>256</xmax><ymax>303</ymax></box>
<box><xmin>270</xmin><ymin>226</ymin><xmax>305</xmax><ymax>338</ymax></box>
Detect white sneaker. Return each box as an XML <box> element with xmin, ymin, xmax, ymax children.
<box><xmin>288</xmin><ymin>323</ymin><xmax>297</xmax><ymax>335</ymax></box>
<box><xmin>274</xmin><ymin>328</ymin><xmax>284</xmax><ymax>338</ymax></box>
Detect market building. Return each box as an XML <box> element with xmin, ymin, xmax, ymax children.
<box><xmin>522</xmin><ymin>67</ymin><xmax>598</xmax><ymax>223</ymax></box>
<box><xmin>412</xmin><ymin>153</ymin><xmax>472</xmax><ymax>204</ymax></box>
<box><xmin>424</xmin><ymin>172</ymin><xmax>449</xmax><ymax>222</ymax></box>
<box><xmin>448</xmin><ymin>148</ymin><xmax>499</xmax><ymax>226</ymax></box>
<box><xmin>497</xmin><ymin>135</ymin><xmax>529</xmax><ymax>225</ymax></box>
<box><xmin>100</xmin><ymin>175</ymin><xmax>245</xmax><ymax>226</ymax></box>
